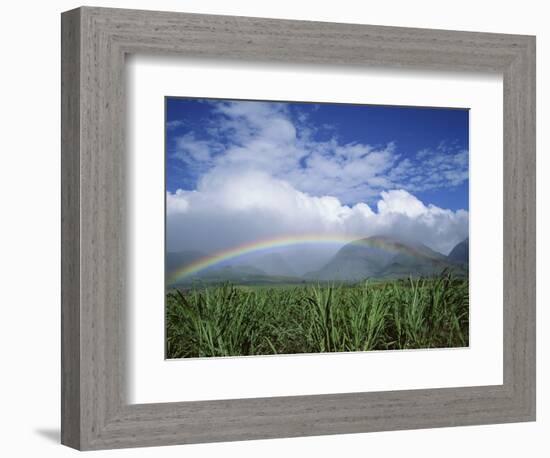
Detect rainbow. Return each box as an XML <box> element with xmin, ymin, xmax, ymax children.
<box><xmin>167</xmin><ymin>233</ymin><xmax>437</xmax><ymax>285</ymax></box>
<box><xmin>167</xmin><ymin>233</ymin><xmax>362</xmax><ymax>284</ymax></box>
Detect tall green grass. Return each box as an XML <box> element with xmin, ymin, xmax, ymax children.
<box><xmin>166</xmin><ymin>272</ymin><xmax>469</xmax><ymax>358</ymax></box>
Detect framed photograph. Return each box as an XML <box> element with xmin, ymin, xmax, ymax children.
<box><xmin>61</xmin><ymin>6</ymin><xmax>536</xmax><ymax>450</ymax></box>
<box><xmin>164</xmin><ymin>97</ymin><xmax>471</xmax><ymax>359</ymax></box>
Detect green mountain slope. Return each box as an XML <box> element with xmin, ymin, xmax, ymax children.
<box><xmin>306</xmin><ymin>235</ymin><xmax>464</xmax><ymax>281</ymax></box>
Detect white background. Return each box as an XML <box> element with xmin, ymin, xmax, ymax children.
<box><xmin>0</xmin><ymin>0</ymin><xmax>546</xmax><ymax>457</ymax></box>
<box><xmin>129</xmin><ymin>57</ymin><xmax>503</xmax><ymax>403</ymax></box>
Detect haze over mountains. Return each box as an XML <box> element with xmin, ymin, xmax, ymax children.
<box><xmin>167</xmin><ymin>236</ymin><xmax>469</xmax><ymax>286</ymax></box>
<box><xmin>447</xmin><ymin>237</ymin><xmax>469</xmax><ymax>264</ymax></box>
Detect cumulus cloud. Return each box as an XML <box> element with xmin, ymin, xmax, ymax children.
<box><xmin>173</xmin><ymin>133</ymin><xmax>223</xmax><ymax>164</ymax></box>
<box><xmin>169</xmin><ymin>100</ymin><xmax>468</xmax><ymax>204</ymax></box>
<box><xmin>167</xmin><ymin>170</ymin><xmax>468</xmax><ymax>256</ymax></box>
<box><xmin>166</xmin><ymin>100</ymin><xmax>469</xmax><ymax>267</ymax></box>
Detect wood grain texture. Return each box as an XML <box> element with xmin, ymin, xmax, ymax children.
<box><xmin>60</xmin><ymin>7</ymin><xmax>81</xmax><ymax>449</ymax></box>
<box><xmin>61</xmin><ymin>6</ymin><xmax>536</xmax><ymax>450</ymax></box>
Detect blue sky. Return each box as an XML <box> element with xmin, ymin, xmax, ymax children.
<box><xmin>165</xmin><ymin>97</ymin><xmax>469</xmax><ymax>256</ymax></box>
<box><xmin>166</xmin><ymin>97</ymin><xmax>469</xmax><ymax>211</ymax></box>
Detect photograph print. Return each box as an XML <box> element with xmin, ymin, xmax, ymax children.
<box><xmin>165</xmin><ymin>97</ymin><xmax>470</xmax><ymax>359</ymax></box>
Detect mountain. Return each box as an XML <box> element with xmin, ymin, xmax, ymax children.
<box><xmin>304</xmin><ymin>238</ymin><xmax>393</xmax><ymax>281</ymax></box>
<box><xmin>447</xmin><ymin>238</ymin><xmax>469</xmax><ymax>265</ymax></box>
<box><xmin>168</xmin><ymin>236</ymin><xmax>469</xmax><ymax>286</ymax></box>
<box><xmin>167</xmin><ymin>250</ymin><xmax>305</xmax><ymax>286</ymax></box>
<box><xmin>305</xmin><ymin>236</ymin><xmax>460</xmax><ymax>282</ymax></box>
<box><xmin>181</xmin><ymin>263</ymin><xmax>304</xmax><ymax>286</ymax></box>
<box><xmin>247</xmin><ymin>253</ymin><xmax>298</xmax><ymax>277</ymax></box>
<box><xmin>166</xmin><ymin>250</ymin><xmax>206</xmax><ymax>277</ymax></box>
<box><xmin>198</xmin><ymin>264</ymin><xmax>268</xmax><ymax>280</ymax></box>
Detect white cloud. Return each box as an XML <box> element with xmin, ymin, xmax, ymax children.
<box><xmin>166</xmin><ymin>189</ymin><xmax>191</xmax><ymax>215</ymax></box>
<box><xmin>166</xmin><ymin>101</ymin><xmax>469</xmax><ymax>266</ymax></box>
<box><xmin>166</xmin><ymin>119</ymin><xmax>185</xmax><ymax>130</ymax></box>
<box><xmin>170</xmin><ymin>101</ymin><xmax>468</xmax><ymax>204</ymax></box>
<box><xmin>402</xmin><ymin>143</ymin><xmax>469</xmax><ymax>192</ymax></box>
<box><xmin>173</xmin><ymin>133</ymin><xmax>223</xmax><ymax>164</ymax></box>
<box><xmin>377</xmin><ymin>189</ymin><xmax>429</xmax><ymax>218</ymax></box>
<box><xmin>171</xmin><ymin>101</ymin><xmax>400</xmax><ymax>204</ymax></box>
<box><xmin>167</xmin><ymin>170</ymin><xmax>468</xmax><ymax>256</ymax></box>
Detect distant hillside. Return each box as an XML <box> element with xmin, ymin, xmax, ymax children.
<box><xmin>196</xmin><ymin>264</ymin><xmax>267</xmax><ymax>280</ymax></box>
<box><xmin>174</xmin><ymin>263</ymin><xmax>304</xmax><ymax>286</ymax></box>
<box><xmin>167</xmin><ymin>236</ymin><xmax>469</xmax><ymax>286</ymax></box>
<box><xmin>305</xmin><ymin>235</ymin><xmax>464</xmax><ymax>281</ymax></box>
<box><xmin>166</xmin><ymin>250</ymin><xmax>206</xmax><ymax>277</ymax></box>
<box><xmin>447</xmin><ymin>238</ymin><xmax>469</xmax><ymax>265</ymax></box>
<box><xmin>247</xmin><ymin>253</ymin><xmax>298</xmax><ymax>277</ymax></box>
<box><xmin>304</xmin><ymin>238</ymin><xmax>392</xmax><ymax>281</ymax></box>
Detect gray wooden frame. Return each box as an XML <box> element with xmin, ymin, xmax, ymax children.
<box><xmin>61</xmin><ymin>6</ymin><xmax>536</xmax><ymax>451</ymax></box>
